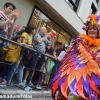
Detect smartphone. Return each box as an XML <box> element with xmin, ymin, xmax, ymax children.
<box><xmin>15</xmin><ymin>10</ymin><xmax>19</xmax><ymax>15</ymax></box>
<box><xmin>50</xmin><ymin>30</ymin><xmax>56</xmax><ymax>37</ymax></box>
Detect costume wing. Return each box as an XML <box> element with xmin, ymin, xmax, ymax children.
<box><xmin>51</xmin><ymin>37</ymin><xmax>100</xmax><ymax>100</ymax></box>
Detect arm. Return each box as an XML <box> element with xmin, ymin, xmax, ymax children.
<box><xmin>3</xmin><ymin>48</ymin><xmax>8</xmax><ymax>52</ymax></box>
<box><xmin>20</xmin><ymin>43</ymin><xmax>33</xmax><ymax>48</ymax></box>
<box><xmin>57</xmin><ymin>51</ymin><xmax>66</xmax><ymax>61</ymax></box>
<box><xmin>0</xmin><ymin>19</ymin><xmax>11</xmax><ymax>27</ymax></box>
<box><xmin>8</xmin><ymin>14</ymin><xmax>18</xmax><ymax>39</ymax></box>
<box><xmin>0</xmin><ymin>13</ymin><xmax>14</xmax><ymax>28</ymax></box>
<box><xmin>26</xmin><ymin>45</ymin><xmax>33</xmax><ymax>48</ymax></box>
<box><xmin>37</xmin><ymin>33</ymin><xmax>51</xmax><ymax>43</ymax></box>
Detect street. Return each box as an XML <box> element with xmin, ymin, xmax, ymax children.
<box><xmin>32</xmin><ymin>96</ymin><xmax>73</xmax><ymax>100</ymax></box>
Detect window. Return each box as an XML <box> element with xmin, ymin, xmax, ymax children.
<box><xmin>68</xmin><ymin>0</ymin><xmax>80</xmax><ymax>12</ymax></box>
<box><xmin>96</xmin><ymin>0</ymin><xmax>99</xmax><ymax>4</ymax></box>
<box><xmin>29</xmin><ymin>8</ymin><xmax>71</xmax><ymax>48</ymax></box>
<box><xmin>89</xmin><ymin>3</ymin><xmax>97</xmax><ymax>15</ymax></box>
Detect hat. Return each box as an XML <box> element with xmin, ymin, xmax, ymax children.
<box><xmin>82</xmin><ymin>14</ymin><xmax>100</xmax><ymax>31</ymax></box>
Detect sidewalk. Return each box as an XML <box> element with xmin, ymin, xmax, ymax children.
<box><xmin>0</xmin><ymin>85</ymin><xmax>52</xmax><ymax>100</ymax></box>
<box><xmin>0</xmin><ymin>85</ymin><xmax>74</xmax><ymax>100</ymax></box>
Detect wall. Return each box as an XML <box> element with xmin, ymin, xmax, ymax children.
<box><xmin>0</xmin><ymin>0</ymin><xmax>34</xmax><ymax>28</ymax></box>
<box><xmin>45</xmin><ymin>0</ymin><xmax>85</xmax><ymax>34</ymax></box>
<box><xmin>77</xmin><ymin>0</ymin><xmax>100</xmax><ymax>22</ymax></box>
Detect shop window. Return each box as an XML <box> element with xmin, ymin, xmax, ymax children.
<box><xmin>29</xmin><ymin>7</ymin><xmax>71</xmax><ymax>48</ymax></box>
<box><xmin>89</xmin><ymin>3</ymin><xmax>97</xmax><ymax>15</ymax></box>
<box><xmin>68</xmin><ymin>0</ymin><xmax>80</xmax><ymax>12</ymax></box>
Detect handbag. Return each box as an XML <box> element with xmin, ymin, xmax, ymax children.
<box><xmin>23</xmin><ymin>50</ymin><xmax>32</xmax><ymax>66</ymax></box>
<box><xmin>25</xmin><ymin>51</ymin><xmax>32</xmax><ymax>60</ymax></box>
<box><xmin>47</xmin><ymin>60</ymin><xmax>55</xmax><ymax>73</ymax></box>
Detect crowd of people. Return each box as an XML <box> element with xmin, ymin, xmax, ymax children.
<box><xmin>0</xmin><ymin>2</ymin><xmax>70</xmax><ymax>89</ymax></box>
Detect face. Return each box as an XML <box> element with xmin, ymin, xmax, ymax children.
<box><xmin>87</xmin><ymin>26</ymin><xmax>98</xmax><ymax>38</ymax></box>
<box><xmin>17</xmin><ymin>37</ymin><xmax>22</xmax><ymax>43</ymax></box>
<box><xmin>22</xmin><ymin>37</ymin><xmax>27</xmax><ymax>43</ymax></box>
<box><xmin>41</xmin><ymin>28</ymin><xmax>47</xmax><ymax>36</ymax></box>
<box><xmin>4</xmin><ymin>6</ymin><xmax>14</xmax><ymax>15</ymax></box>
<box><xmin>31</xmin><ymin>29</ymin><xmax>36</xmax><ymax>35</ymax></box>
<box><xmin>53</xmin><ymin>50</ymin><xmax>56</xmax><ymax>55</ymax></box>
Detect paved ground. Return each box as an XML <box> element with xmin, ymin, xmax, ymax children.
<box><xmin>0</xmin><ymin>85</ymin><xmax>73</xmax><ymax>100</ymax></box>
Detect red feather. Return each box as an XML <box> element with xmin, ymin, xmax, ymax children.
<box><xmin>52</xmin><ymin>78</ymin><xmax>59</xmax><ymax>100</ymax></box>
<box><xmin>76</xmin><ymin>78</ymin><xmax>87</xmax><ymax>99</ymax></box>
<box><xmin>61</xmin><ymin>77</ymin><xmax>69</xmax><ymax>99</ymax></box>
<box><xmin>89</xmin><ymin>78</ymin><xmax>100</xmax><ymax>95</ymax></box>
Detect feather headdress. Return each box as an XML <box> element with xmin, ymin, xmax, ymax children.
<box><xmin>82</xmin><ymin>14</ymin><xmax>100</xmax><ymax>31</ymax></box>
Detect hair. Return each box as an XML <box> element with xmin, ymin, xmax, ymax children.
<box><xmin>47</xmin><ymin>47</ymin><xmax>56</xmax><ymax>55</ymax></box>
<box><xmin>25</xmin><ymin>25</ymin><xmax>36</xmax><ymax>34</ymax></box>
<box><xmin>22</xmin><ymin>26</ymin><xmax>26</xmax><ymax>30</ymax></box>
<box><xmin>11</xmin><ymin>35</ymin><xmax>22</xmax><ymax>42</ymax></box>
<box><xmin>4</xmin><ymin>2</ymin><xmax>16</xmax><ymax>10</ymax></box>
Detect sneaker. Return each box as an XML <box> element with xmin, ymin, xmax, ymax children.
<box><xmin>29</xmin><ymin>82</ymin><xmax>33</xmax><ymax>86</ymax></box>
<box><xmin>26</xmin><ymin>81</ymin><xmax>33</xmax><ymax>86</ymax></box>
<box><xmin>36</xmin><ymin>85</ymin><xmax>41</xmax><ymax>90</ymax></box>
<box><xmin>22</xmin><ymin>80</ymin><xmax>26</xmax><ymax>85</ymax></box>
<box><xmin>7</xmin><ymin>80</ymin><xmax>11</xmax><ymax>85</ymax></box>
<box><xmin>0</xmin><ymin>79</ymin><xmax>7</xmax><ymax>87</ymax></box>
<box><xmin>17</xmin><ymin>83</ymin><xmax>26</xmax><ymax>88</ymax></box>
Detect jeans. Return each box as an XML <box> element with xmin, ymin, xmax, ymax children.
<box><xmin>1</xmin><ymin>61</ymin><xmax>17</xmax><ymax>81</ymax></box>
<box><xmin>26</xmin><ymin>52</ymin><xmax>40</xmax><ymax>69</ymax></box>
<box><xmin>0</xmin><ymin>42</ymin><xmax>3</xmax><ymax>52</ymax></box>
<box><xmin>15</xmin><ymin>64</ymin><xmax>24</xmax><ymax>83</ymax></box>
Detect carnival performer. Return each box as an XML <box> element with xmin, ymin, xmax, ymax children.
<box><xmin>50</xmin><ymin>14</ymin><xmax>100</xmax><ymax>100</ymax></box>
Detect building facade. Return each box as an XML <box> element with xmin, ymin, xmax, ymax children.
<box><xmin>0</xmin><ymin>0</ymin><xmax>100</xmax><ymax>47</ymax></box>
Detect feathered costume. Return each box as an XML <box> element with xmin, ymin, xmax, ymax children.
<box><xmin>50</xmin><ymin>15</ymin><xmax>100</xmax><ymax>100</ymax></box>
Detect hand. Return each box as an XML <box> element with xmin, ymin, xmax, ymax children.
<box><xmin>10</xmin><ymin>13</ymin><xmax>18</xmax><ymax>21</ymax></box>
<box><xmin>13</xmin><ymin>14</ymin><xmax>18</xmax><ymax>22</ymax></box>
<box><xmin>26</xmin><ymin>45</ymin><xmax>33</xmax><ymax>48</ymax></box>
<box><xmin>46</xmin><ymin>32</ymin><xmax>52</xmax><ymax>38</ymax></box>
<box><xmin>9</xmin><ymin>14</ymin><xmax>14</xmax><ymax>20</ymax></box>
<box><xmin>48</xmin><ymin>32</ymin><xmax>52</xmax><ymax>35</ymax></box>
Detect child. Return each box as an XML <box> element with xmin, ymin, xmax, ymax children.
<box><xmin>15</xmin><ymin>25</ymin><xmax>36</xmax><ymax>87</ymax></box>
<box><xmin>0</xmin><ymin>35</ymin><xmax>25</xmax><ymax>86</ymax></box>
<box><xmin>42</xmin><ymin>48</ymin><xmax>57</xmax><ymax>86</ymax></box>
<box><xmin>0</xmin><ymin>2</ymin><xmax>17</xmax><ymax>51</ymax></box>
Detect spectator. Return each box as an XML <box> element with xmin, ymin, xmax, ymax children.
<box><xmin>56</xmin><ymin>44</ymin><xmax>65</xmax><ymax>57</ymax></box>
<box><xmin>16</xmin><ymin>25</ymin><xmax>36</xmax><ymax>87</ymax></box>
<box><xmin>42</xmin><ymin>48</ymin><xmax>57</xmax><ymax>86</ymax></box>
<box><xmin>12</xmin><ymin>24</ymin><xmax>20</xmax><ymax>37</ymax></box>
<box><xmin>0</xmin><ymin>35</ymin><xmax>26</xmax><ymax>86</ymax></box>
<box><xmin>23</xmin><ymin>27</ymin><xmax>51</xmax><ymax>87</ymax></box>
<box><xmin>0</xmin><ymin>2</ymin><xmax>17</xmax><ymax>51</ymax></box>
<box><xmin>48</xmin><ymin>45</ymin><xmax>69</xmax><ymax>84</ymax></box>
<box><xmin>57</xmin><ymin>45</ymin><xmax>68</xmax><ymax>62</ymax></box>
<box><xmin>17</xmin><ymin>26</ymin><xmax>26</xmax><ymax>36</ymax></box>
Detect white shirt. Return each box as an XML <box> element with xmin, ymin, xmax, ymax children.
<box><xmin>57</xmin><ymin>51</ymin><xmax>66</xmax><ymax>61</ymax></box>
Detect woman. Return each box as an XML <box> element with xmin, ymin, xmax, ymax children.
<box><xmin>50</xmin><ymin>14</ymin><xmax>100</xmax><ymax>100</ymax></box>
<box><xmin>16</xmin><ymin>25</ymin><xmax>36</xmax><ymax>87</ymax></box>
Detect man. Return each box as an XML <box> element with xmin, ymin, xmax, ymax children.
<box><xmin>23</xmin><ymin>27</ymin><xmax>51</xmax><ymax>87</ymax></box>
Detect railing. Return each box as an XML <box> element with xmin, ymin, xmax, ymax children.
<box><xmin>0</xmin><ymin>36</ymin><xmax>57</xmax><ymax>87</ymax></box>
